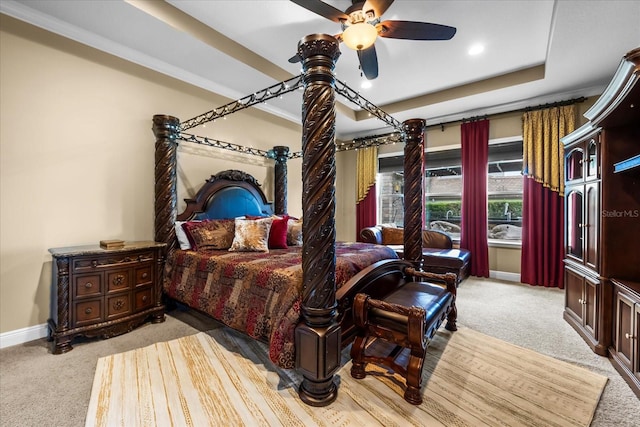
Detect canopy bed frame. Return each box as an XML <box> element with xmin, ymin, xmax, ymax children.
<box><xmin>152</xmin><ymin>34</ymin><xmax>434</xmax><ymax>406</ymax></box>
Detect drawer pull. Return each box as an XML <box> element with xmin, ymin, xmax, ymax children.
<box><xmin>85</xmin><ymin>307</ymin><xmax>92</xmax><ymax>315</ymax></box>
<box><xmin>625</xmin><ymin>333</ymin><xmax>636</xmax><ymax>340</ymax></box>
<box><xmin>84</xmin><ymin>282</ymin><xmax>93</xmax><ymax>289</ymax></box>
<box><xmin>142</xmin><ymin>272</ymin><xmax>149</xmax><ymax>279</ymax></box>
<box><xmin>112</xmin><ymin>275</ymin><xmax>125</xmax><ymax>286</ymax></box>
<box><xmin>142</xmin><ymin>295</ymin><xmax>148</xmax><ymax>302</ymax></box>
<box><xmin>578</xmin><ymin>298</ymin><xmax>586</xmax><ymax>304</ymax></box>
<box><xmin>91</xmin><ymin>260</ymin><xmax>98</xmax><ymax>268</ymax></box>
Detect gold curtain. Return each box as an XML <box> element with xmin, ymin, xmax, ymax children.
<box><xmin>356</xmin><ymin>146</ymin><xmax>378</xmax><ymax>203</ymax></box>
<box><xmin>522</xmin><ymin>105</ymin><xmax>577</xmax><ymax>195</ymax></box>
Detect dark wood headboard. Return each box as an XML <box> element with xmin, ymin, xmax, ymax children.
<box><xmin>176</xmin><ymin>170</ymin><xmax>273</xmax><ymax>221</ymax></box>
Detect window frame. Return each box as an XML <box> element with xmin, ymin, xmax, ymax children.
<box><xmin>376</xmin><ymin>136</ymin><xmax>523</xmax><ymax>246</ymax></box>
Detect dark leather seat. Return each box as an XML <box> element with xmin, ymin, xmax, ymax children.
<box><xmin>350</xmin><ymin>269</ymin><xmax>457</xmax><ymax>405</ymax></box>
<box><xmin>360</xmin><ymin>226</ymin><xmax>471</xmax><ymax>283</ymax></box>
<box><xmin>369</xmin><ymin>281</ymin><xmax>454</xmax><ymax>340</ymax></box>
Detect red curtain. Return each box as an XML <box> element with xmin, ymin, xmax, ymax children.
<box><xmin>521</xmin><ymin>177</ymin><xmax>565</xmax><ymax>288</ymax></box>
<box><xmin>460</xmin><ymin>120</ymin><xmax>490</xmax><ymax>277</ymax></box>
<box><xmin>356</xmin><ymin>184</ymin><xmax>377</xmax><ymax>241</ymax></box>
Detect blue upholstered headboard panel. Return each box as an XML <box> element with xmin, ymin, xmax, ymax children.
<box><xmin>176</xmin><ymin>170</ymin><xmax>273</xmax><ymax>222</ymax></box>
<box><xmin>194</xmin><ymin>187</ymin><xmax>269</xmax><ymax>220</ymax></box>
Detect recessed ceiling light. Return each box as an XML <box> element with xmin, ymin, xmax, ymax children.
<box><xmin>468</xmin><ymin>44</ymin><xmax>484</xmax><ymax>56</ymax></box>
<box><xmin>361</xmin><ymin>80</ymin><xmax>372</xmax><ymax>89</ymax></box>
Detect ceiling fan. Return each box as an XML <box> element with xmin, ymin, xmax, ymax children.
<box><xmin>289</xmin><ymin>0</ymin><xmax>456</xmax><ymax>80</ymax></box>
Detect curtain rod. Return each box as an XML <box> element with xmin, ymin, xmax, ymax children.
<box><xmin>426</xmin><ymin>96</ymin><xmax>586</xmax><ymax>131</ymax></box>
<box><xmin>338</xmin><ymin>96</ymin><xmax>588</xmax><ymax>148</ymax></box>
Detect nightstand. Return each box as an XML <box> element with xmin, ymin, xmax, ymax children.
<box><xmin>48</xmin><ymin>241</ymin><xmax>166</xmax><ymax>354</ymax></box>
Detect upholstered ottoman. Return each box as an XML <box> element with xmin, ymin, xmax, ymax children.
<box><xmin>394</xmin><ymin>247</ymin><xmax>471</xmax><ymax>284</ymax></box>
<box><xmin>422</xmin><ymin>248</ymin><xmax>471</xmax><ymax>283</ymax></box>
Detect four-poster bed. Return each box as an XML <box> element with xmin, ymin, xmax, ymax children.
<box><xmin>153</xmin><ymin>33</ymin><xmax>455</xmax><ymax>406</ymax></box>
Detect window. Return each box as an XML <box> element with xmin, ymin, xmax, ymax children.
<box><xmin>486</xmin><ymin>141</ymin><xmax>523</xmax><ymax>242</ymax></box>
<box><xmin>377</xmin><ymin>157</ymin><xmax>405</xmax><ymax>227</ymax></box>
<box><xmin>376</xmin><ymin>139</ymin><xmax>523</xmax><ymax>242</ymax></box>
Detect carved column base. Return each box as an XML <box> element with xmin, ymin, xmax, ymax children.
<box><xmin>296</xmin><ymin>322</ymin><xmax>341</xmax><ymax>406</ymax></box>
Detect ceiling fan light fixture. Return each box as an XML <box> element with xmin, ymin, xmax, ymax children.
<box><xmin>342</xmin><ymin>22</ymin><xmax>377</xmax><ymax>50</ymax></box>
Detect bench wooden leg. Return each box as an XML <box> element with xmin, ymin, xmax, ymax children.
<box><xmin>445</xmin><ymin>302</ymin><xmax>457</xmax><ymax>331</ymax></box>
<box><xmin>405</xmin><ymin>353</ymin><xmax>425</xmax><ymax>404</ymax></box>
<box><xmin>350</xmin><ymin>335</ymin><xmax>368</xmax><ymax>379</ymax></box>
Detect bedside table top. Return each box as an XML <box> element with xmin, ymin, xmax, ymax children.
<box><xmin>49</xmin><ymin>241</ymin><xmax>166</xmax><ymax>258</ymax></box>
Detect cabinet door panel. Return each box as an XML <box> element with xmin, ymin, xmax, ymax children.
<box><xmin>584</xmin><ymin>277</ymin><xmax>598</xmax><ymax>337</ymax></box>
<box><xmin>585</xmin><ymin>183</ymin><xmax>599</xmax><ymax>270</ymax></box>
<box><xmin>616</xmin><ymin>291</ymin><xmax>635</xmax><ymax>369</ymax></box>
<box><xmin>565</xmin><ymin>269</ymin><xmax>584</xmax><ymax>322</ymax></box>
<box><xmin>634</xmin><ymin>303</ymin><xmax>640</xmax><ymax>382</ymax></box>
<box><xmin>566</xmin><ymin>190</ymin><xmax>584</xmax><ymax>261</ymax></box>
<box><xmin>566</xmin><ymin>147</ymin><xmax>584</xmax><ymax>182</ymax></box>
<box><xmin>586</xmin><ymin>137</ymin><xmax>599</xmax><ymax>180</ymax></box>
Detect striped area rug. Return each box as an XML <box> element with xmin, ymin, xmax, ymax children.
<box><xmin>86</xmin><ymin>327</ymin><xmax>607</xmax><ymax>427</ymax></box>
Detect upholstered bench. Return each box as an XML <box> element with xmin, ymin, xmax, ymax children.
<box><xmin>360</xmin><ymin>226</ymin><xmax>471</xmax><ymax>283</ymax></box>
<box><xmin>350</xmin><ymin>268</ymin><xmax>457</xmax><ymax>405</ymax></box>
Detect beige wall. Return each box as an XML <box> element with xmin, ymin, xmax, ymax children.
<box><xmin>0</xmin><ymin>17</ymin><xmax>303</xmax><ymax>333</ymax></box>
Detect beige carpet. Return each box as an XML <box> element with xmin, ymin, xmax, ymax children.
<box><xmin>86</xmin><ymin>326</ymin><xmax>607</xmax><ymax>427</ymax></box>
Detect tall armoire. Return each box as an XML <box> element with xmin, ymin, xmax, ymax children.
<box><xmin>562</xmin><ymin>47</ymin><xmax>640</xmax><ymax>397</ymax></box>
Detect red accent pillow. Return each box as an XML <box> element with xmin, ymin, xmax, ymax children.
<box><xmin>268</xmin><ymin>215</ymin><xmax>289</xmax><ymax>249</ymax></box>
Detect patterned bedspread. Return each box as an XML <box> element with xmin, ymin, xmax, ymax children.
<box><xmin>163</xmin><ymin>242</ymin><xmax>397</xmax><ymax>368</ymax></box>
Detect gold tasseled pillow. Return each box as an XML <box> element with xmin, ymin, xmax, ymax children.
<box><xmin>229</xmin><ymin>218</ymin><xmax>273</xmax><ymax>252</ymax></box>
<box><xmin>182</xmin><ymin>219</ymin><xmax>235</xmax><ymax>251</ymax></box>
<box><xmin>287</xmin><ymin>217</ymin><xmax>303</xmax><ymax>246</ymax></box>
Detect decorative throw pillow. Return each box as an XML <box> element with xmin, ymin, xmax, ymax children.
<box><xmin>229</xmin><ymin>217</ymin><xmax>273</xmax><ymax>252</ymax></box>
<box><xmin>182</xmin><ymin>219</ymin><xmax>235</xmax><ymax>251</ymax></box>
<box><xmin>287</xmin><ymin>217</ymin><xmax>303</xmax><ymax>246</ymax></box>
<box><xmin>268</xmin><ymin>215</ymin><xmax>289</xmax><ymax>249</ymax></box>
<box><xmin>381</xmin><ymin>226</ymin><xmax>404</xmax><ymax>245</ymax></box>
<box><xmin>175</xmin><ymin>220</ymin><xmax>197</xmax><ymax>250</ymax></box>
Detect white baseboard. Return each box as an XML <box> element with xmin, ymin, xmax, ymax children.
<box><xmin>489</xmin><ymin>270</ymin><xmax>521</xmax><ymax>283</ymax></box>
<box><xmin>0</xmin><ymin>323</ymin><xmax>48</xmax><ymax>349</ymax></box>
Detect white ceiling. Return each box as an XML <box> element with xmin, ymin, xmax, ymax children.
<box><xmin>2</xmin><ymin>0</ymin><xmax>639</xmax><ymax>139</ymax></box>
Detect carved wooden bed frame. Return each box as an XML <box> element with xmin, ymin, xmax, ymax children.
<box><xmin>152</xmin><ymin>34</ymin><xmax>428</xmax><ymax>406</ymax></box>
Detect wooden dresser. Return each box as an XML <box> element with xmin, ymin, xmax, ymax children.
<box><xmin>561</xmin><ymin>47</ymin><xmax>640</xmax><ymax>397</ymax></box>
<box><xmin>48</xmin><ymin>241</ymin><xmax>166</xmax><ymax>354</ymax></box>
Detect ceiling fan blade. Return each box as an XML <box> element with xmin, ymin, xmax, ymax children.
<box><xmin>289</xmin><ymin>0</ymin><xmax>349</xmax><ymax>23</ymax></box>
<box><xmin>357</xmin><ymin>45</ymin><xmax>379</xmax><ymax>80</ymax></box>
<box><xmin>378</xmin><ymin>20</ymin><xmax>457</xmax><ymax>40</ymax></box>
<box><xmin>362</xmin><ymin>0</ymin><xmax>394</xmax><ymax>19</ymax></box>
<box><xmin>288</xmin><ymin>53</ymin><xmax>302</xmax><ymax>63</ymax></box>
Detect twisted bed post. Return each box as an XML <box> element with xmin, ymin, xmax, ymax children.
<box><xmin>294</xmin><ymin>33</ymin><xmax>342</xmax><ymax>407</ymax></box>
<box><xmin>152</xmin><ymin>115</ymin><xmax>179</xmax><ymax>255</ymax></box>
<box><xmin>272</xmin><ymin>145</ymin><xmax>289</xmax><ymax>215</ymax></box>
<box><xmin>403</xmin><ymin>119</ymin><xmax>426</xmax><ymax>270</ymax></box>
